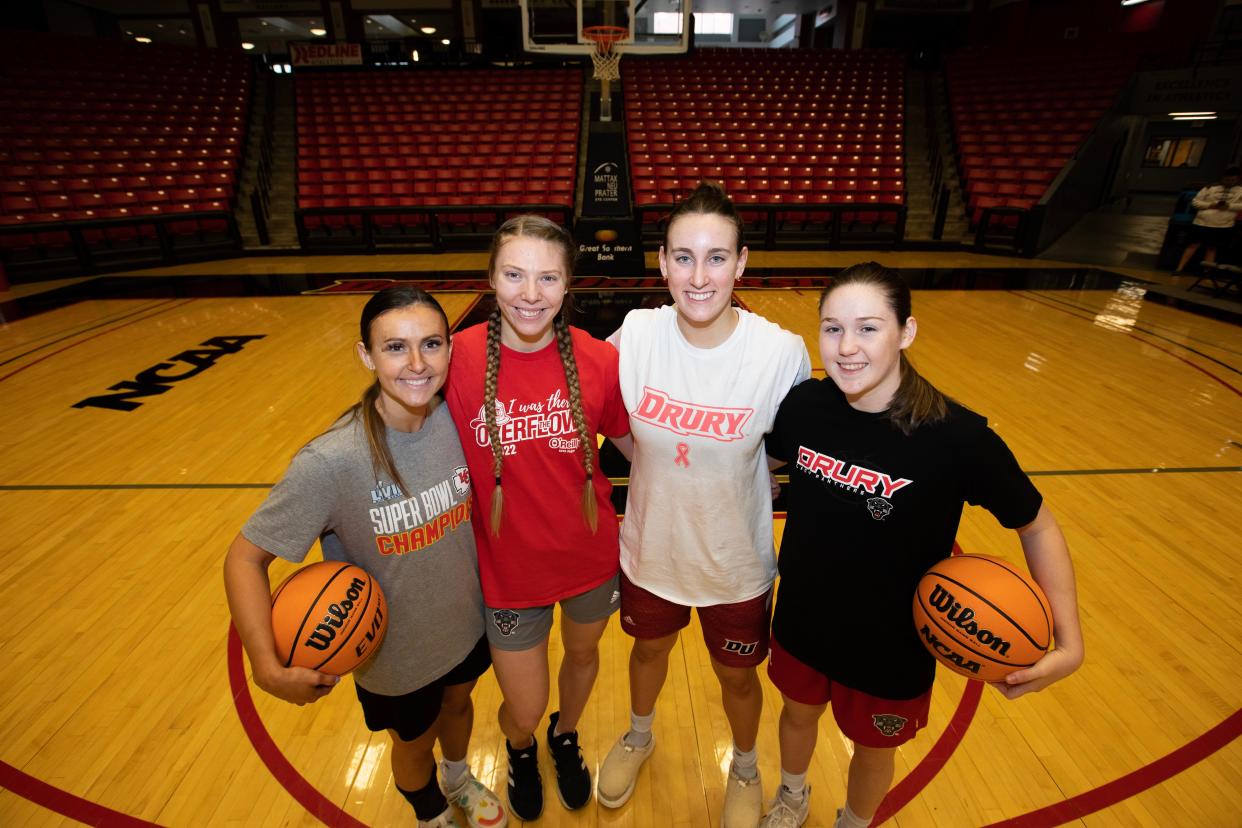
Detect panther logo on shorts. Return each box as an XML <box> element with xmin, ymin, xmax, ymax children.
<box><xmin>492</xmin><ymin>609</ymin><xmax>520</xmax><ymax>636</ymax></box>
<box><xmin>873</xmin><ymin>713</ymin><xmax>907</xmax><ymax>737</ymax></box>
<box><xmin>865</xmin><ymin>497</ymin><xmax>893</xmax><ymax>520</ymax></box>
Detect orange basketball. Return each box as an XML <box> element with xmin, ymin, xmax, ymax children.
<box><xmin>271</xmin><ymin>561</ymin><xmax>388</xmax><ymax>676</ymax></box>
<box><xmin>912</xmin><ymin>554</ymin><xmax>1052</xmax><ymax>682</ymax></box>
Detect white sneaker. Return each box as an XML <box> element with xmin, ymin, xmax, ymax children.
<box><xmin>759</xmin><ymin>786</ymin><xmax>810</xmax><ymax>828</ymax></box>
<box><xmin>444</xmin><ymin>772</ymin><xmax>508</xmax><ymax>828</ymax></box>
<box><xmin>596</xmin><ymin>731</ymin><xmax>655</xmax><ymax>808</ymax></box>
<box><xmin>722</xmin><ymin>765</ymin><xmax>764</xmax><ymax>828</ymax></box>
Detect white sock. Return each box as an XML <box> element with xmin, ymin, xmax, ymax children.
<box><xmin>731</xmin><ymin>744</ymin><xmax>758</xmax><ymax>779</ymax></box>
<box><xmin>779</xmin><ymin>769</ymin><xmax>808</xmax><ymax>801</ymax></box>
<box><xmin>834</xmin><ymin>802</ymin><xmax>871</xmax><ymax>828</ymax></box>
<box><xmin>625</xmin><ymin>710</ymin><xmax>654</xmax><ymax>746</ymax></box>
<box><xmin>439</xmin><ymin>757</ymin><xmax>469</xmax><ymax>792</ymax></box>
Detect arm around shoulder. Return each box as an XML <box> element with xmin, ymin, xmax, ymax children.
<box><xmin>990</xmin><ymin>503</ymin><xmax>1085</xmax><ymax>700</ymax></box>
<box><xmin>223</xmin><ymin>533</ymin><xmax>340</xmax><ymax>704</ymax></box>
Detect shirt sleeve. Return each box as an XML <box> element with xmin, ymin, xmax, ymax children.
<box><xmin>961</xmin><ymin>424</ymin><xmax>1043</xmax><ymax>529</ymax></box>
<box><xmin>241</xmin><ymin>445</ymin><xmax>337</xmax><ymax>562</ymax></box>
<box><xmin>598</xmin><ymin>343</ymin><xmax>630</xmax><ymax>438</ymax></box>
<box><xmin>605</xmin><ymin>326</ymin><xmax>623</xmax><ymax>352</ymax></box>
<box><xmin>1191</xmin><ymin>186</ymin><xmax>1217</xmax><ymax>210</ymax></box>
<box><xmin>793</xmin><ymin>338</ymin><xmax>812</xmax><ymax>384</ymax></box>
<box><xmin>765</xmin><ymin>387</ymin><xmax>795</xmax><ymax>462</ymax></box>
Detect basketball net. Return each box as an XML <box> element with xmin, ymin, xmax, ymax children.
<box><xmin>590</xmin><ymin>46</ymin><xmax>621</xmax><ymax>82</ymax></box>
<box><xmin>584</xmin><ymin>26</ymin><xmax>624</xmax><ymax>82</ymax></box>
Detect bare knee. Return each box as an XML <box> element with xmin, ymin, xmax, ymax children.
<box><xmin>440</xmin><ymin>683</ymin><xmax>474</xmax><ymax>719</ymax></box>
<box><xmin>851</xmin><ymin>744</ymin><xmax>896</xmax><ymax>772</ymax></box>
<box><xmin>561</xmin><ymin>641</ymin><xmax>600</xmax><ymax>671</ymax></box>
<box><xmin>781</xmin><ymin>699</ymin><xmax>827</xmax><ymax>729</ymax></box>
<box><xmin>713</xmin><ymin>662</ymin><xmax>760</xmax><ymax>698</ymax></box>
<box><xmin>632</xmin><ymin>634</ymin><xmax>676</xmax><ymax>665</ymax></box>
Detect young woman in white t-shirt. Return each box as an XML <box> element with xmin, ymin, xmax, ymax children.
<box><xmin>600</xmin><ymin>181</ymin><xmax>811</xmax><ymax>828</ymax></box>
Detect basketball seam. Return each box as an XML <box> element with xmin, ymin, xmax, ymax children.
<box><xmin>283</xmin><ymin>562</ymin><xmax>354</xmax><ymax>668</ymax></box>
<box><xmin>951</xmin><ymin>555</ymin><xmax>1053</xmax><ymax>647</ymax></box>
<box><xmin>310</xmin><ymin>574</ymin><xmax>375</xmax><ymax>672</ymax></box>
<box><xmin>926</xmin><ymin>567</ymin><xmax>1050</xmax><ymax>650</ymax></box>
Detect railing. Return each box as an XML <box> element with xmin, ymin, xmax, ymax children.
<box><xmin>925</xmin><ymin>71</ymin><xmax>950</xmax><ymax>241</ymax></box>
<box><xmin>0</xmin><ymin>210</ymin><xmax>241</xmax><ymax>275</ymax></box>
<box><xmin>248</xmin><ymin>72</ymin><xmax>277</xmax><ymax>246</ymax></box>
<box><xmin>295</xmin><ymin>203</ymin><xmax>574</xmax><ymax>252</ymax></box>
<box><xmin>973</xmin><ymin>205</ymin><xmax>1030</xmax><ymax>252</ymax></box>
<box><xmin>635</xmin><ymin>201</ymin><xmax>907</xmax><ymax>249</ymax></box>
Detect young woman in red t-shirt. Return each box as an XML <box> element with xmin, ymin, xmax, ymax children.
<box><xmin>443</xmin><ymin>216</ymin><xmax>630</xmax><ymax>821</ymax></box>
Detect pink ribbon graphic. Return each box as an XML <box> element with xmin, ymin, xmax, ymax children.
<box><xmin>674</xmin><ymin>442</ymin><xmax>690</xmax><ymax>467</ymax></box>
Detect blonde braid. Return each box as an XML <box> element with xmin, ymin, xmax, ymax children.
<box><xmin>553</xmin><ymin>314</ymin><xmax>598</xmax><ymax>533</ymax></box>
<box><xmin>484</xmin><ymin>308</ymin><xmax>506</xmax><ymax>535</ymax></box>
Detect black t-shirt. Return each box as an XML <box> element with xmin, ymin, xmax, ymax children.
<box><xmin>765</xmin><ymin>378</ymin><xmax>1042</xmax><ymax>700</ymax></box>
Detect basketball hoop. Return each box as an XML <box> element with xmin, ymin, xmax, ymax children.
<box><xmin>583</xmin><ymin>25</ymin><xmax>626</xmax><ymax>82</ymax></box>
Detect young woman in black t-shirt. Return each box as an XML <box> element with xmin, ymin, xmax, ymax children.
<box><xmin>759</xmin><ymin>263</ymin><xmax>1085</xmax><ymax>828</ymax></box>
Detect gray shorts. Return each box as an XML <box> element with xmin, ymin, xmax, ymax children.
<box><xmin>486</xmin><ymin>574</ymin><xmax>621</xmax><ymax>651</ymax></box>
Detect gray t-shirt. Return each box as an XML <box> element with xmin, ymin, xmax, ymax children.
<box><xmin>243</xmin><ymin>402</ymin><xmax>485</xmax><ymax>696</ymax></box>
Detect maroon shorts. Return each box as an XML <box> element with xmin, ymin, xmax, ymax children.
<box><xmin>767</xmin><ymin>637</ymin><xmax>931</xmax><ymax>748</ymax></box>
<box><xmin>619</xmin><ymin>572</ymin><xmax>771</xmax><ymax>668</ymax></box>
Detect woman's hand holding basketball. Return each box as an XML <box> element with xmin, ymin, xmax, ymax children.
<box><xmin>255</xmin><ymin>663</ymin><xmax>341</xmax><ymax>706</ymax></box>
<box><xmin>989</xmin><ymin>641</ymin><xmax>1083</xmax><ymax>700</ymax></box>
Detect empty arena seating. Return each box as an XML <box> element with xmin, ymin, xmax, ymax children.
<box><xmin>0</xmin><ymin>31</ymin><xmax>249</xmax><ymax>266</ymax></box>
<box><xmin>623</xmin><ymin>47</ymin><xmax>906</xmax><ymax>240</ymax></box>
<box><xmin>294</xmin><ymin>68</ymin><xmax>579</xmax><ymax>242</ymax></box>
<box><xmin>947</xmin><ymin>46</ymin><xmax>1135</xmax><ymax>231</ymax></box>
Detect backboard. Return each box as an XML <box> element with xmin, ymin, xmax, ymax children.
<box><xmin>518</xmin><ymin>0</ymin><xmax>691</xmax><ymax>56</ymax></box>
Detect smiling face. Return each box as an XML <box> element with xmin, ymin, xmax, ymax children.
<box><xmin>659</xmin><ymin>211</ymin><xmax>748</xmax><ymax>348</ymax></box>
<box><xmin>818</xmin><ymin>281</ymin><xmax>916</xmax><ymax>413</ymax></box>
<box><xmin>356</xmin><ymin>304</ymin><xmax>450</xmax><ymax>431</ymax></box>
<box><xmin>490</xmin><ymin>235</ymin><xmax>569</xmax><ymax>352</ymax></box>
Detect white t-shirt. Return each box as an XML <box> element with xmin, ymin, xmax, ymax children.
<box><xmin>611</xmin><ymin>305</ymin><xmax>811</xmax><ymax>605</ymax></box>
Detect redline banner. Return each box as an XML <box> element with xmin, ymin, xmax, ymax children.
<box><xmin>290</xmin><ymin>42</ymin><xmax>362</xmax><ymax>66</ymax></box>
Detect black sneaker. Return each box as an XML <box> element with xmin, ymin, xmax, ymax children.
<box><xmin>545</xmin><ymin>711</ymin><xmax>592</xmax><ymax>810</ymax></box>
<box><xmin>505</xmin><ymin>738</ymin><xmax>543</xmax><ymax>821</ymax></box>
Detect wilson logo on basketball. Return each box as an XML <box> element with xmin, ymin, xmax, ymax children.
<box><xmin>303</xmin><ymin>577</ymin><xmax>380</xmax><ymax>654</ymax></box>
<box><xmin>925</xmin><ymin>584</ymin><xmax>1013</xmax><ymax>656</ymax></box>
<box><xmin>633</xmin><ymin>387</ymin><xmax>752</xmax><ymax>442</ymax></box>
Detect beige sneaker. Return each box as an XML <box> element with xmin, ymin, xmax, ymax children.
<box><xmin>758</xmin><ymin>786</ymin><xmax>810</xmax><ymax>827</ymax></box>
<box><xmin>721</xmin><ymin>765</ymin><xmax>764</xmax><ymax>828</ymax></box>
<box><xmin>596</xmin><ymin>732</ymin><xmax>655</xmax><ymax>808</ymax></box>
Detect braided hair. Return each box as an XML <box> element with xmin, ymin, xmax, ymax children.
<box><xmin>483</xmin><ymin>215</ymin><xmax>597</xmax><ymax>535</ymax></box>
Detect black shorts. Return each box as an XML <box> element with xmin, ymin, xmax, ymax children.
<box><xmin>1189</xmin><ymin>223</ymin><xmax>1236</xmax><ymax>249</ymax></box>
<box><xmin>354</xmin><ymin>635</ymin><xmax>491</xmax><ymax>742</ymax></box>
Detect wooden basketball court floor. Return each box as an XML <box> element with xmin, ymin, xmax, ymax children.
<box><xmin>0</xmin><ymin>250</ymin><xmax>1238</xmax><ymax>827</ymax></box>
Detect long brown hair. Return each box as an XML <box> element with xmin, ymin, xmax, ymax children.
<box><xmin>664</xmin><ymin>180</ymin><xmax>745</xmax><ymax>252</ymax></box>
<box><xmin>819</xmin><ymin>262</ymin><xmax>949</xmax><ymax>435</ymax></box>
<box><xmin>483</xmin><ymin>215</ymin><xmax>597</xmax><ymax>536</ymax></box>
<box><xmin>339</xmin><ymin>285</ymin><xmax>449</xmax><ymax>495</ymax></box>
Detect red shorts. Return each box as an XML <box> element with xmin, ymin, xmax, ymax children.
<box><xmin>619</xmin><ymin>572</ymin><xmax>772</xmax><ymax>668</ymax></box>
<box><xmin>767</xmin><ymin>638</ymin><xmax>931</xmax><ymax>748</ymax></box>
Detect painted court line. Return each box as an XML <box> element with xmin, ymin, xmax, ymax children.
<box><xmin>0</xmin><ymin>298</ymin><xmax>196</xmax><ymax>383</ymax></box>
<box><xmin>0</xmin><ymin>760</ymin><xmax>163</xmax><ymax>827</ymax></box>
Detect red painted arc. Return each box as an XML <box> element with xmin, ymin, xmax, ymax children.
<box><xmin>0</xmin><ymin>759</ymin><xmax>164</xmax><ymax>827</ymax></box>
<box><xmin>982</xmin><ymin>708</ymin><xmax>1242</xmax><ymax>828</ymax></box>
<box><xmin>227</xmin><ymin>625</ymin><xmax>368</xmax><ymax>828</ymax></box>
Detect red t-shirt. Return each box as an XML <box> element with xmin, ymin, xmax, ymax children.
<box><xmin>445</xmin><ymin>323</ymin><xmax>629</xmax><ymax>607</ymax></box>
